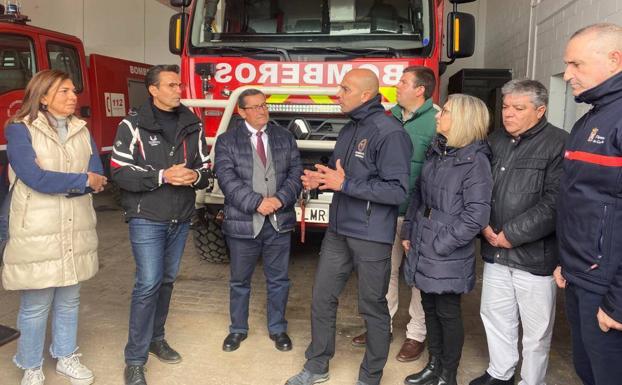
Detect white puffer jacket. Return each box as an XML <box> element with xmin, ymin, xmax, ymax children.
<box><xmin>2</xmin><ymin>113</ymin><xmax>98</xmax><ymax>290</ymax></box>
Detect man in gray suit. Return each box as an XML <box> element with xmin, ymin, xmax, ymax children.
<box><xmin>214</xmin><ymin>89</ymin><xmax>302</xmax><ymax>353</ymax></box>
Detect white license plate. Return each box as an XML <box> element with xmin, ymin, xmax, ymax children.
<box><xmin>295</xmin><ymin>206</ymin><xmax>329</xmax><ymax>224</ymax></box>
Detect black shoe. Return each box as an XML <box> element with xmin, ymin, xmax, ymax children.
<box><xmin>223</xmin><ymin>332</ymin><xmax>247</xmax><ymax>352</ymax></box>
<box><xmin>124</xmin><ymin>365</ymin><xmax>146</xmax><ymax>385</ymax></box>
<box><xmin>436</xmin><ymin>368</ymin><xmax>457</xmax><ymax>385</ymax></box>
<box><xmin>404</xmin><ymin>355</ymin><xmax>441</xmax><ymax>385</ymax></box>
<box><xmin>270</xmin><ymin>332</ymin><xmax>293</xmax><ymax>351</ymax></box>
<box><xmin>149</xmin><ymin>339</ymin><xmax>182</xmax><ymax>364</ymax></box>
<box><xmin>469</xmin><ymin>372</ymin><xmax>515</xmax><ymax>385</ymax></box>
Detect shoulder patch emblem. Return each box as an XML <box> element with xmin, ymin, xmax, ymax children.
<box><xmin>355</xmin><ymin>139</ymin><xmax>368</xmax><ymax>158</ymax></box>
<box><xmin>587</xmin><ymin>127</ymin><xmax>605</xmax><ymax>144</ymax></box>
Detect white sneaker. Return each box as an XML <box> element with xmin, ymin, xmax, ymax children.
<box><xmin>55</xmin><ymin>353</ymin><xmax>94</xmax><ymax>385</ymax></box>
<box><xmin>21</xmin><ymin>368</ymin><xmax>45</xmax><ymax>385</ymax></box>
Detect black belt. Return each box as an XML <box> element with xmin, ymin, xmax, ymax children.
<box><xmin>422</xmin><ymin>206</ymin><xmax>457</xmax><ymax>224</ymax></box>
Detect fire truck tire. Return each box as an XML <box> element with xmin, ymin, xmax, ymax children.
<box><xmin>192</xmin><ymin>212</ymin><xmax>229</xmax><ymax>264</ymax></box>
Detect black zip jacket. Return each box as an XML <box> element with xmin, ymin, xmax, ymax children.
<box><xmin>110</xmin><ymin>99</ymin><xmax>212</xmax><ymax>223</ymax></box>
<box><xmin>482</xmin><ymin>118</ymin><xmax>568</xmax><ymax>276</ymax></box>
<box><xmin>329</xmin><ymin>95</ymin><xmax>412</xmax><ymax>245</ymax></box>
<box><xmin>558</xmin><ymin>71</ymin><xmax>622</xmax><ymax>323</ymax></box>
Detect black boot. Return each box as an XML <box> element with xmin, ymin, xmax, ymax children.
<box><xmin>435</xmin><ymin>368</ymin><xmax>457</xmax><ymax>385</ymax></box>
<box><xmin>404</xmin><ymin>355</ymin><xmax>441</xmax><ymax>385</ymax></box>
<box><xmin>124</xmin><ymin>365</ymin><xmax>147</xmax><ymax>385</ymax></box>
<box><xmin>469</xmin><ymin>372</ymin><xmax>515</xmax><ymax>385</ymax></box>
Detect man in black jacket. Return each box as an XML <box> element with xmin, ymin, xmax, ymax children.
<box><xmin>285</xmin><ymin>69</ymin><xmax>412</xmax><ymax>385</ymax></box>
<box><xmin>215</xmin><ymin>89</ymin><xmax>302</xmax><ymax>353</ymax></box>
<box><xmin>469</xmin><ymin>80</ymin><xmax>567</xmax><ymax>385</ymax></box>
<box><xmin>556</xmin><ymin>23</ymin><xmax>622</xmax><ymax>385</ymax></box>
<box><xmin>111</xmin><ymin>65</ymin><xmax>212</xmax><ymax>385</ymax></box>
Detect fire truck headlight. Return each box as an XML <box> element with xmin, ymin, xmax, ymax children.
<box><xmin>289</xmin><ymin>118</ymin><xmax>311</xmax><ymax>140</ymax></box>
<box><xmin>267</xmin><ymin>104</ymin><xmax>341</xmax><ymax>114</ymax></box>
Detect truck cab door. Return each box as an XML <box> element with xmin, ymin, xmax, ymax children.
<box><xmin>0</xmin><ymin>31</ymin><xmax>37</xmax><ymax>161</ymax></box>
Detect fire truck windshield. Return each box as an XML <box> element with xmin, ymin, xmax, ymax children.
<box><xmin>189</xmin><ymin>0</ymin><xmax>432</xmax><ymax>53</ymax></box>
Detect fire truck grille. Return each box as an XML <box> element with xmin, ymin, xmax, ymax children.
<box><xmin>269</xmin><ymin>116</ymin><xmax>347</xmax><ymax>141</ymax></box>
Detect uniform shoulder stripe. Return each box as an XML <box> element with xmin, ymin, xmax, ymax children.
<box><xmin>564</xmin><ymin>150</ymin><xmax>622</xmax><ymax>167</ymax></box>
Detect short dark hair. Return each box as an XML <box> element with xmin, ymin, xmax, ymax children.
<box><xmin>145</xmin><ymin>64</ymin><xmax>180</xmax><ymax>89</ymax></box>
<box><xmin>403</xmin><ymin>66</ymin><xmax>436</xmax><ymax>100</ymax></box>
<box><xmin>238</xmin><ymin>89</ymin><xmax>265</xmax><ymax>109</ymax></box>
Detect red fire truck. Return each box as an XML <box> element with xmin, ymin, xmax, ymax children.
<box><xmin>167</xmin><ymin>0</ymin><xmax>476</xmax><ymax>263</ymax></box>
<box><xmin>0</xmin><ymin>7</ymin><xmax>152</xmax><ymax>176</ymax></box>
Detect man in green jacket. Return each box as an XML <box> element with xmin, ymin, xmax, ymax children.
<box><xmin>352</xmin><ymin>66</ymin><xmax>437</xmax><ymax>365</ymax></box>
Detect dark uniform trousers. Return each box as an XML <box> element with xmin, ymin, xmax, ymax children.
<box><xmin>304</xmin><ymin>230</ymin><xmax>392</xmax><ymax>385</ymax></box>
<box><xmin>226</xmin><ymin>218</ymin><xmax>291</xmax><ymax>335</ymax></box>
<box><xmin>565</xmin><ymin>283</ymin><xmax>622</xmax><ymax>385</ymax></box>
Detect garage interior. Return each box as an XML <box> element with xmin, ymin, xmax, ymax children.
<box><xmin>3</xmin><ymin>0</ymin><xmax>622</xmax><ymax>384</ymax></box>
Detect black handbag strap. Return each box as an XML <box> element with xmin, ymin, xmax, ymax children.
<box><xmin>8</xmin><ymin>177</ymin><xmax>18</xmax><ymax>194</ymax></box>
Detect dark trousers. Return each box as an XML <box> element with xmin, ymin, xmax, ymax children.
<box><xmin>226</xmin><ymin>219</ymin><xmax>291</xmax><ymax>335</ymax></box>
<box><xmin>421</xmin><ymin>291</ymin><xmax>463</xmax><ymax>371</ymax></box>
<box><xmin>304</xmin><ymin>230</ymin><xmax>391</xmax><ymax>385</ymax></box>
<box><xmin>565</xmin><ymin>284</ymin><xmax>622</xmax><ymax>385</ymax></box>
<box><xmin>124</xmin><ymin>218</ymin><xmax>190</xmax><ymax>365</ymax></box>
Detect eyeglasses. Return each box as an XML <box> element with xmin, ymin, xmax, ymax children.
<box><xmin>162</xmin><ymin>82</ymin><xmax>185</xmax><ymax>91</ymax></box>
<box><xmin>241</xmin><ymin>103</ymin><xmax>268</xmax><ymax>111</ymax></box>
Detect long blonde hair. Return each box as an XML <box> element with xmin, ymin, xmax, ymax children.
<box><xmin>7</xmin><ymin>69</ymin><xmax>71</xmax><ymax>127</ymax></box>
<box><xmin>444</xmin><ymin>94</ymin><xmax>489</xmax><ymax>148</ymax></box>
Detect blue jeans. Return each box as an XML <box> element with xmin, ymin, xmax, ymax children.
<box><xmin>226</xmin><ymin>219</ymin><xmax>291</xmax><ymax>335</ymax></box>
<box><xmin>14</xmin><ymin>284</ymin><xmax>81</xmax><ymax>369</ymax></box>
<box><xmin>124</xmin><ymin>218</ymin><xmax>190</xmax><ymax>365</ymax></box>
<box><xmin>565</xmin><ymin>283</ymin><xmax>622</xmax><ymax>385</ymax></box>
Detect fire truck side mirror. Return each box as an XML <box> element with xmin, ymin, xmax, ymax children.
<box><xmin>446</xmin><ymin>12</ymin><xmax>475</xmax><ymax>59</ymax></box>
<box><xmin>169</xmin><ymin>12</ymin><xmax>189</xmax><ymax>55</ymax></box>
<box><xmin>169</xmin><ymin>0</ymin><xmax>192</xmax><ymax>7</ymax></box>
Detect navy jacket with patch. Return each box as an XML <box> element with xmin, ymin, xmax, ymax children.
<box><xmin>329</xmin><ymin>95</ymin><xmax>412</xmax><ymax>245</ymax></box>
<box><xmin>558</xmin><ymin>71</ymin><xmax>622</xmax><ymax>323</ymax></box>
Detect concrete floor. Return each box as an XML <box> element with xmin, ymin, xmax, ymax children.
<box><xmin>0</xmin><ymin>192</ymin><xmax>581</xmax><ymax>385</ymax></box>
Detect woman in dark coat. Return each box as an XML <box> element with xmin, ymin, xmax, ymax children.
<box><xmin>401</xmin><ymin>94</ymin><xmax>493</xmax><ymax>385</ymax></box>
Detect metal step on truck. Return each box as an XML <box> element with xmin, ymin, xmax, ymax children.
<box><xmin>166</xmin><ymin>0</ymin><xmax>477</xmax><ymax>263</ymax></box>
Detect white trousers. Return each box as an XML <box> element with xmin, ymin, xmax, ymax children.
<box><xmin>386</xmin><ymin>217</ymin><xmax>426</xmax><ymax>342</ymax></box>
<box><xmin>480</xmin><ymin>262</ymin><xmax>556</xmax><ymax>385</ymax></box>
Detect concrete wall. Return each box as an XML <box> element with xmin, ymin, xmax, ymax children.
<box><xmin>483</xmin><ymin>0</ymin><xmax>622</xmax><ymax>130</ymax></box>
<box><xmin>20</xmin><ymin>0</ymin><xmax>179</xmax><ymax>66</ymax></box>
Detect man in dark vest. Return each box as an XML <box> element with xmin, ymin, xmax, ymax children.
<box><xmin>214</xmin><ymin>89</ymin><xmax>302</xmax><ymax>353</ymax></box>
